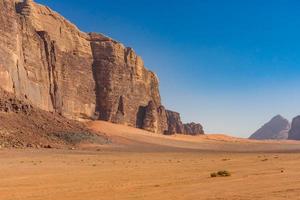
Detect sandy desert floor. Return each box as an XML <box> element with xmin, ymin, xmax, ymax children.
<box><xmin>2</xmin><ymin>121</ymin><xmax>300</xmax><ymax>200</ymax></box>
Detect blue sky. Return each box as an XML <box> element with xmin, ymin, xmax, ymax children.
<box><xmin>36</xmin><ymin>0</ymin><xmax>300</xmax><ymax>137</ymax></box>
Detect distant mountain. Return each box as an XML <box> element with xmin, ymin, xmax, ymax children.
<box><xmin>288</xmin><ymin>116</ymin><xmax>300</xmax><ymax>140</ymax></box>
<box><xmin>249</xmin><ymin>115</ymin><xmax>290</xmax><ymax>140</ymax></box>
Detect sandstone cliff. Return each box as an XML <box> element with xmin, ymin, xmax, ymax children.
<box><xmin>0</xmin><ymin>0</ymin><xmax>203</xmax><ymax>135</ymax></box>
<box><xmin>249</xmin><ymin>115</ymin><xmax>290</xmax><ymax>140</ymax></box>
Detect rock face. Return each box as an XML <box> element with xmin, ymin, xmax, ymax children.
<box><xmin>288</xmin><ymin>116</ymin><xmax>300</xmax><ymax>140</ymax></box>
<box><xmin>249</xmin><ymin>115</ymin><xmax>290</xmax><ymax>140</ymax></box>
<box><xmin>166</xmin><ymin>110</ymin><xmax>204</xmax><ymax>135</ymax></box>
<box><xmin>90</xmin><ymin>33</ymin><xmax>162</xmax><ymax>128</ymax></box>
<box><xmin>184</xmin><ymin>123</ymin><xmax>204</xmax><ymax>135</ymax></box>
<box><xmin>1</xmin><ymin>0</ymin><xmax>96</xmax><ymax>120</ymax></box>
<box><xmin>166</xmin><ymin>110</ymin><xmax>185</xmax><ymax>134</ymax></box>
<box><xmin>0</xmin><ymin>0</ymin><xmax>203</xmax><ymax>135</ymax></box>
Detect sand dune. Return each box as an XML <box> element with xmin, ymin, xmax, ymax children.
<box><xmin>88</xmin><ymin>121</ymin><xmax>300</xmax><ymax>153</ymax></box>
<box><xmin>2</xmin><ymin>121</ymin><xmax>300</xmax><ymax>200</ymax></box>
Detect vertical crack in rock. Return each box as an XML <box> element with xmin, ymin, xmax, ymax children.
<box><xmin>136</xmin><ymin>105</ymin><xmax>146</xmax><ymax>128</ymax></box>
<box><xmin>90</xmin><ymin>34</ymin><xmax>112</xmax><ymax>121</ymax></box>
<box><xmin>37</xmin><ymin>31</ymin><xmax>61</xmax><ymax>113</ymax></box>
<box><xmin>113</xmin><ymin>95</ymin><xmax>125</xmax><ymax>124</ymax></box>
<box><xmin>117</xmin><ymin>96</ymin><xmax>125</xmax><ymax>115</ymax></box>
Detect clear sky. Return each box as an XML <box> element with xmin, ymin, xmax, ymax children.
<box><xmin>36</xmin><ymin>0</ymin><xmax>300</xmax><ymax>138</ymax></box>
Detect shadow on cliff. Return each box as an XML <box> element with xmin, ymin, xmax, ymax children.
<box><xmin>90</xmin><ymin>41</ymin><xmax>102</xmax><ymax>120</ymax></box>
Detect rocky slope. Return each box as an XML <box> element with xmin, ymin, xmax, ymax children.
<box><xmin>0</xmin><ymin>89</ymin><xmax>109</xmax><ymax>148</ymax></box>
<box><xmin>288</xmin><ymin>116</ymin><xmax>300</xmax><ymax>140</ymax></box>
<box><xmin>0</xmin><ymin>0</ymin><xmax>203</xmax><ymax>135</ymax></box>
<box><xmin>249</xmin><ymin>115</ymin><xmax>290</xmax><ymax>140</ymax></box>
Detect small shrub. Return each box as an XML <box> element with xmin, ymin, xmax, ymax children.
<box><xmin>210</xmin><ymin>172</ymin><xmax>217</xmax><ymax>177</ymax></box>
<box><xmin>210</xmin><ymin>170</ymin><xmax>231</xmax><ymax>178</ymax></box>
<box><xmin>217</xmin><ymin>170</ymin><xmax>231</xmax><ymax>177</ymax></box>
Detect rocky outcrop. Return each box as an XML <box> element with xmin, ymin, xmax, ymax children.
<box><xmin>0</xmin><ymin>89</ymin><xmax>108</xmax><ymax>148</ymax></box>
<box><xmin>0</xmin><ymin>96</ymin><xmax>32</xmax><ymax>115</ymax></box>
<box><xmin>249</xmin><ymin>115</ymin><xmax>290</xmax><ymax>140</ymax></box>
<box><xmin>166</xmin><ymin>110</ymin><xmax>184</xmax><ymax>134</ymax></box>
<box><xmin>141</xmin><ymin>101</ymin><xmax>168</xmax><ymax>134</ymax></box>
<box><xmin>165</xmin><ymin>110</ymin><xmax>204</xmax><ymax>135</ymax></box>
<box><xmin>288</xmin><ymin>116</ymin><xmax>300</xmax><ymax>140</ymax></box>
<box><xmin>0</xmin><ymin>0</ymin><xmax>203</xmax><ymax>135</ymax></box>
<box><xmin>184</xmin><ymin>123</ymin><xmax>204</xmax><ymax>135</ymax></box>
<box><xmin>142</xmin><ymin>101</ymin><xmax>158</xmax><ymax>133</ymax></box>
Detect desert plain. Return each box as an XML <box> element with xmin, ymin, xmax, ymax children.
<box><xmin>1</xmin><ymin>121</ymin><xmax>300</xmax><ymax>200</ymax></box>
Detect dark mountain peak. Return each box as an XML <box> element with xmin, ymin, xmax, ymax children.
<box><xmin>288</xmin><ymin>116</ymin><xmax>300</xmax><ymax>140</ymax></box>
<box><xmin>249</xmin><ymin>115</ymin><xmax>290</xmax><ymax>140</ymax></box>
<box><xmin>271</xmin><ymin>115</ymin><xmax>286</xmax><ymax>121</ymax></box>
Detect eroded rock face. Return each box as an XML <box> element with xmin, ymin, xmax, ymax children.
<box><xmin>165</xmin><ymin>110</ymin><xmax>204</xmax><ymax>135</ymax></box>
<box><xmin>250</xmin><ymin>115</ymin><xmax>290</xmax><ymax>140</ymax></box>
<box><xmin>142</xmin><ymin>101</ymin><xmax>158</xmax><ymax>133</ymax></box>
<box><xmin>157</xmin><ymin>106</ymin><xmax>169</xmax><ymax>134</ymax></box>
<box><xmin>142</xmin><ymin>101</ymin><xmax>168</xmax><ymax>134</ymax></box>
<box><xmin>166</xmin><ymin>110</ymin><xmax>184</xmax><ymax>134</ymax></box>
<box><xmin>1</xmin><ymin>0</ymin><xmax>96</xmax><ymax>120</ymax></box>
<box><xmin>184</xmin><ymin>123</ymin><xmax>204</xmax><ymax>135</ymax></box>
<box><xmin>288</xmin><ymin>116</ymin><xmax>300</xmax><ymax>140</ymax></box>
<box><xmin>0</xmin><ymin>0</ymin><xmax>203</xmax><ymax>135</ymax></box>
<box><xmin>89</xmin><ymin>33</ymin><xmax>162</xmax><ymax>128</ymax></box>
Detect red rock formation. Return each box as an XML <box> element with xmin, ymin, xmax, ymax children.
<box><xmin>89</xmin><ymin>33</ymin><xmax>162</xmax><ymax>129</ymax></box>
<box><xmin>1</xmin><ymin>0</ymin><xmax>96</xmax><ymax>119</ymax></box>
<box><xmin>165</xmin><ymin>110</ymin><xmax>204</xmax><ymax>135</ymax></box>
<box><xmin>142</xmin><ymin>101</ymin><xmax>168</xmax><ymax>134</ymax></box>
<box><xmin>0</xmin><ymin>0</ymin><xmax>203</xmax><ymax>135</ymax></box>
